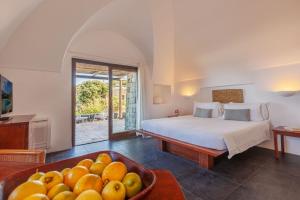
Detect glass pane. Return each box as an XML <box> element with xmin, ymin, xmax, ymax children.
<box><xmin>75</xmin><ymin>63</ymin><xmax>109</xmax><ymax>145</ymax></box>
<box><xmin>112</xmin><ymin>69</ymin><xmax>137</xmax><ymax>133</ymax></box>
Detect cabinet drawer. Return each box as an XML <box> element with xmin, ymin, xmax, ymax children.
<box><xmin>0</xmin><ymin>124</ymin><xmax>29</xmax><ymax>149</ymax></box>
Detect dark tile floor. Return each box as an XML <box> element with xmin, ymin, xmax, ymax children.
<box><xmin>47</xmin><ymin>136</ymin><xmax>300</xmax><ymax>200</ymax></box>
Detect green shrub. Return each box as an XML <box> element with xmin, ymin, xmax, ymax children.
<box><xmin>76</xmin><ymin>80</ymin><xmax>108</xmax><ymax>115</ymax></box>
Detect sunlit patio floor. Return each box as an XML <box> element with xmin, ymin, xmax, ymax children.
<box><xmin>75</xmin><ymin>119</ymin><xmax>125</xmax><ymax>145</ymax></box>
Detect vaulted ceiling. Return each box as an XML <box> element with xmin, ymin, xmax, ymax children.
<box><xmin>0</xmin><ymin>0</ymin><xmax>112</xmax><ymax>71</ymax></box>
<box><xmin>0</xmin><ymin>0</ymin><xmax>44</xmax><ymax>50</ymax></box>
<box><xmin>0</xmin><ymin>0</ymin><xmax>300</xmax><ymax>81</ymax></box>
<box><xmin>79</xmin><ymin>0</ymin><xmax>154</xmax><ymax>65</ymax></box>
<box><xmin>173</xmin><ymin>0</ymin><xmax>300</xmax><ymax>80</ymax></box>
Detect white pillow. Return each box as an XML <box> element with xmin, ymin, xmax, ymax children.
<box><xmin>223</xmin><ymin>103</ymin><xmax>269</xmax><ymax>121</ymax></box>
<box><xmin>193</xmin><ymin>102</ymin><xmax>222</xmax><ymax>118</ymax></box>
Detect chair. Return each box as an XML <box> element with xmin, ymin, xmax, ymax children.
<box><xmin>0</xmin><ymin>149</ymin><xmax>46</xmax><ymax>164</ymax></box>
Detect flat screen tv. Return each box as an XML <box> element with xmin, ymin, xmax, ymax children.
<box><xmin>0</xmin><ymin>75</ymin><xmax>13</xmax><ymax>117</ymax></box>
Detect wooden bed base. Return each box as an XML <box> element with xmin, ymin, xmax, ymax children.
<box><xmin>138</xmin><ymin>130</ymin><xmax>227</xmax><ymax>169</ymax></box>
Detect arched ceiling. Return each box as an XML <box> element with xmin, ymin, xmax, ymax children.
<box><xmin>0</xmin><ymin>0</ymin><xmax>154</xmax><ymax>71</ymax></box>
<box><xmin>174</xmin><ymin>0</ymin><xmax>300</xmax><ymax>81</ymax></box>
<box><xmin>75</xmin><ymin>0</ymin><xmax>154</xmax><ymax>65</ymax></box>
<box><xmin>69</xmin><ymin>30</ymin><xmax>147</xmax><ymax>66</ymax></box>
<box><xmin>0</xmin><ymin>0</ymin><xmax>113</xmax><ymax>71</ymax></box>
<box><xmin>1</xmin><ymin>0</ymin><xmax>299</xmax><ymax>80</ymax></box>
<box><xmin>0</xmin><ymin>0</ymin><xmax>44</xmax><ymax>50</ymax></box>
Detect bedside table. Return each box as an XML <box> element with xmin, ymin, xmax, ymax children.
<box><xmin>272</xmin><ymin>126</ymin><xmax>300</xmax><ymax>159</ymax></box>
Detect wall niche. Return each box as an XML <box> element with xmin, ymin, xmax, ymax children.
<box><xmin>153</xmin><ymin>84</ymin><xmax>171</xmax><ymax>104</ymax></box>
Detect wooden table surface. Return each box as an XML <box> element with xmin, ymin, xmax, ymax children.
<box><xmin>145</xmin><ymin>170</ymin><xmax>185</xmax><ymax>200</ymax></box>
<box><xmin>0</xmin><ymin>162</ymin><xmax>185</xmax><ymax>200</ymax></box>
<box><xmin>0</xmin><ymin>162</ymin><xmax>39</xmax><ymax>180</ymax></box>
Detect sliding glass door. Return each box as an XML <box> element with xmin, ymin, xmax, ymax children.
<box><xmin>72</xmin><ymin>58</ymin><xmax>138</xmax><ymax>145</ymax></box>
<box><xmin>111</xmin><ymin>69</ymin><xmax>138</xmax><ymax>135</ymax></box>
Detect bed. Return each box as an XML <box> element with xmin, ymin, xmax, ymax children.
<box><xmin>139</xmin><ymin>89</ymin><xmax>271</xmax><ymax>169</ymax></box>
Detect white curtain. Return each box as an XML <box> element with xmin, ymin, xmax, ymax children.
<box><xmin>136</xmin><ymin>63</ymin><xmax>147</xmax><ymax>131</ymax></box>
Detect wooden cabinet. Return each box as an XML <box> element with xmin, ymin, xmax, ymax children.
<box><xmin>0</xmin><ymin>115</ymin><xmax>35</xmax><ymax>149</ymax></box>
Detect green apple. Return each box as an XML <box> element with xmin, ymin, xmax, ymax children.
<box><xmin>122</xmin><ymin>172</ymin><xmax>142</xmax><ymax>198</ymax></box>
<box><xmin>28</xmin><ymin>171</ymin><xmax>45</xmax><ymax>181</ymax></box>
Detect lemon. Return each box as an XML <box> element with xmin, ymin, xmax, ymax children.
<box><xmin>102</xmin><ymin>162</ymin><xmax>127</xmax><ymax>184</ymax></box>
<box><xmin>8</xmin><ymin>180</ymin><xmax>47</xmax><ymax>200</ymax></box>
<box><xmin>76</xmin><ymin>190</ymin><xmax>102</xmax><ymax>200</ymax></box>
<box><xmin>47</xmin><ymin>183</ymin><xmax>70</xmax><ymax>199</ymax></box>
<box><xmin>96</xmin><ymin>153</ymin><xmax>112</xmax><ymax>165</ymax></box>
<box><xmin>24</xmin><ymin>194</ymin><xmax>49</xmax><ymax>200</ymax></box>
<box><xmin>52</xmin><ymin>191</ymin><xmax>77</xmax><ymax>200</ymax></box>
<box><xmin>89</xmin><ymin>162</ymin><xmax>107</xmax><ymax>176</ymax></box>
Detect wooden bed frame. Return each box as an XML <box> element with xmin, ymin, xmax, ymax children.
<box><xmin>138</xmin><ymin>89</ymin><xmax>243</xmax><ymax>169</ymax></box>
<box><xmin>138</xmin><ymin>130</ymin><xmax>227</xmax><ymax>169</ymax></box>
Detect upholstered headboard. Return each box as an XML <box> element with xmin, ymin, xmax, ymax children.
<box><xmin>212</xmin><ymin>89</ymin><xmax>244</xmax><ymax>103</ymax></box>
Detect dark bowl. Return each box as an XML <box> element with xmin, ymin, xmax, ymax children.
<box><xmin>0</xmin><ymin>151</ymin><xmax>156</xmax><ymax>200</ymax></box>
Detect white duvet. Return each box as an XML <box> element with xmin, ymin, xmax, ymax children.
<box><xmin>141</xmin><ymin>116</ymin><xmax>271</xmax><ymax>158</ymax></box>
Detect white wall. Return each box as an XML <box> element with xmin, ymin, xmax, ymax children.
<box><xmin>0</xmin><ymin>66</ymin><xmax>72</xmax><ymax>153</ymax></box>
<box><xmin>150</xmin><ymin>0</ymin><xmax>175</xmax><ymax>86</ymax></box>
<box><xmin>0</xmin><ymin>0</ymin><xmax>178</xmax><ymax>152</ymax></box>
<box><xmin>147</xmin><ymin>0</ymin><xmax>177</xmax><ymax>118</ymax></box>
<box><xmin>0</xmin><ymin>29</ymin><xmax>152</xmax><ymax>152</ymax></box>
<box><xmin>174</xmin><ymin>63</ymin><xmax>300</xmax><ymax>155</ymax></box>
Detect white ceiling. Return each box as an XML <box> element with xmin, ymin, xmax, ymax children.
<box><xmin>174</xmin><ymin>0</ymin><xmax>300</xmax><ymax>80</ymax></box>
<box><xmin>0</xmin><ymin>0</ymin><xmax>112</xmax><ymax>71</ymax></box>
<box><xmin>0</xmin><ymin>0</ymin><xmax>300</xmax><ymax>78</ymax></box>
<box><xmin>0</xmin><ymin>0</ymin><xmax>44</xmax><ymax>50</ymax></box>
<box><xmin>79</xmin><ymin>0</ymin><xmax>153</xmax><ymax>65</ymax></box>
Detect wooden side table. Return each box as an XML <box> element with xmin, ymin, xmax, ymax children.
<box><xmin>273</xmin><ymin>126</ymin><xmax>300</xmax><ymax>159</ymax></box>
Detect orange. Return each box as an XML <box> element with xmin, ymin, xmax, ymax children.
<box><xmin>64</xmin><ymin>166</ymin><xmax>89</xmax><ymax>189</ymax></box>
<box><xmin>102</xmin><ymin>162</ymin><xmax>127</xmax><ymax>184</ymax></box>
<box><xmin>73</xmin><ymin>174</ymin><xmax>103</xmax><ymax>195</ymax></box>
<box><xmin>61</xmin><ymin>168</ymin><xmax>71</xmax><ymax>183</ymax></box>
<box><xmin>96</xmin><ymin>153</ymin><xmax>112</xmax><ymax>165</ymax></box>
<box><xmin>76</xmin><ymin>159</ymin><xmax>94</xmax><ymax>169</ymax></box>
<box><xmin>61</xmin><ymin>168</ymin><xmax>71</xmax><ymax>176</ymax></box>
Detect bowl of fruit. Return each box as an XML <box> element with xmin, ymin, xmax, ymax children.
<box><xmin>1</xmin><ymin>151</ymin><xmax>156</xmax><ymax>200</ymax></box>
